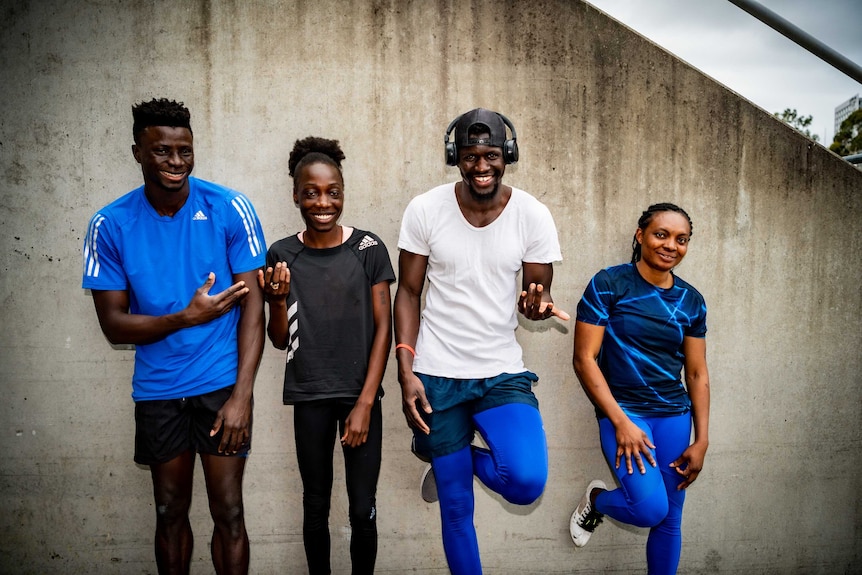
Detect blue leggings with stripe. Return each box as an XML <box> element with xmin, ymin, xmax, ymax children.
<box><xmin>595</xmin><ymin>412</ymin><xmax>692</xmax><ymax>575</ymax></box>
<box><xmin>432</xmin><ymin>403</ymin><xmax>548</xmax><ymax>575</ymax></box>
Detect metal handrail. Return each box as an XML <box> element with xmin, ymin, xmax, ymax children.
<box><xmin>727</xmin><ymin>0</ymin><xmax>862</xmax><ymax>83</ymax></box>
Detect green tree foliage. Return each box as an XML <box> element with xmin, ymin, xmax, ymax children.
<box><xmin>773</xmin><ymin>108</ymin><xmax>819</xmax><ymax>142</ymax></box>
<box><xmin>830</xmin><ymin>109</ymin><xmax>862</xmax><ymax>156</ymax></box>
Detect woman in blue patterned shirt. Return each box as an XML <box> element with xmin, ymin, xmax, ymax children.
<box><xmin>569</xmin><ymin>203</ymin><xmax>711</xmax><ymax>575</ymax></box>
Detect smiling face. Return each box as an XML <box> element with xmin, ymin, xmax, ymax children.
<box><xmin>132</xmin><ymin>126</ymin><xmax>194</xmax><ymax>195</ymax></box>
<box><xmin>457</xmin><ymin>132</ymin><xmax>506</xmax><ymax>202</ymax></box>
<box><xmin>293</xmin><ymin>160</ymin><xmax>344</xmax><ymax>235</ymax></box>
<box><xmin>635</xmin><ymin>210</ymin><xmax>691</xmax><ymax>275</ymax></box>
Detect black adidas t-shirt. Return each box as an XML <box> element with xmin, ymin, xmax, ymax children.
<box><xmin>266</xmin><ymin>229</ymin><xmax>395</xmax><ymax>404</ymax></box>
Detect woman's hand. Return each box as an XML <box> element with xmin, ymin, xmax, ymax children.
<box><xmin>257</xmin><ymin>261</ymin><xmax>290</xmax><ymax>299</ymax></box>
<box><xmin>341</xmin><ymin>401</ymin><xmax>372</xmax><ymax>448</ymax></box>
<box><xmin>670</xmin><ymin>440</ymin><xmax>708</xmax><ymax>489</ymax></box>
<box><xmin>614</xmin><ymin>418</ymin><xmax>657</xmax><ymax>474</ymax></box>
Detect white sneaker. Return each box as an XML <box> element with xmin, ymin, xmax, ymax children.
<box><xmin>420</xmin><ymin>464</ymin><xmax>438</xmax><ymax>503</ymax></box>
<box><xmin>570</xmin><ymin>480</ymin><xmax>607</xmax><ymax>547</ymax></box>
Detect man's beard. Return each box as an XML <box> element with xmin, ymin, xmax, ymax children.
<box><xmin>464</xmin><ymin>178</ymin><xmax>500</xmax><ymax>202</ymax></box>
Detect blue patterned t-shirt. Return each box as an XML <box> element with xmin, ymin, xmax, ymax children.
<box><xmin>577</xmin><ymin>263</ymin><xmax>707</xmax><ymax>417</ymax></box>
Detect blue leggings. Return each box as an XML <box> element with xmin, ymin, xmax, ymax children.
<box><xmin>595</xmin><ymin>412</ymin><xmax>691</xmax><ymax>575</ymax></box>
<box><xmin>432</xmin><ymin>403</ymin><xmax>548</xmax><ymax>575</ymax></box>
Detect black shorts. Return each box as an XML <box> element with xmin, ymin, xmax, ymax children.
<box><xmin>133</xmin><ymin>386</ymin><xmax>252</xmax><ymax>465</ymax></box>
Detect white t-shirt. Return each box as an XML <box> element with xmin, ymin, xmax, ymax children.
<box><xmin>398</xmin><ymin>182</ymin><xmax>562</xmax><ymax>378</ymax></box>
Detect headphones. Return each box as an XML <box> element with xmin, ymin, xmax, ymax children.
<box><xmin>444</xmin><ymin>111</ymin><xmax>519</xmax><ymax>166</ymax></box>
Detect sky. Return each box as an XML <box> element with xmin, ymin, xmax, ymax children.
<box><xmin>585</xmin><ymin>0</ymin><xmax>862</xmax><ymax>144</ymax></box>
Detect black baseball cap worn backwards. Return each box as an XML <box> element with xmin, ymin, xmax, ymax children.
<box><xmin>455</xmin><ymin>108</ymin><xmax>507</xmax><ymax>148</ymax></box>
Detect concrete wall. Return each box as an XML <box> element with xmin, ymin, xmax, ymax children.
<box><xmin>1</xmin><ymin>0</ymin><xmax>860</xmax><ymax>573</ymax></box>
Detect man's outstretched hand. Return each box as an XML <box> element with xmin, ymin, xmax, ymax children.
<box><xmin>518</xmin><ymin>283</ymin><xmax>570</xmax><ymax>321</ymax></box>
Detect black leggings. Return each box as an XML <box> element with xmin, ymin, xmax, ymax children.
<box><xmin>294</xmin><ymin>398</ymin><xmax>382</xmax><ymax>575</ymax></box>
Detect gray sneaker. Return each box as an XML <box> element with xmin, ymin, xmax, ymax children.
<box><xmin>420</xmin><ymin>464</ymin><xmax>438</xmax><ymax>503</ymax></box>
<box><xmin>570</xmin><ymin>479</ymin><xmax>607</xmax><ymax>547</ymax></box>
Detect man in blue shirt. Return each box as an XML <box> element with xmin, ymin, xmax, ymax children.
<box><xmin>82</xmin><ymin>98</ymin><xmax>265</xmax><ymax>574</ymax></box>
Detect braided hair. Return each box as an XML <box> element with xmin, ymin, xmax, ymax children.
<box><xmin>288</xmin><ymin>137</ymin><xmax>346</xmax><ymax>187</ymax></box>
<box><xmin>132</xmin><ymin>98</ymin><xmax>191</xmax><ymax>143</ymax></box>
<box><xmin>631</xmin><ymin>203</ymin><xmax>693</xmax><ymax>263</ymax></box>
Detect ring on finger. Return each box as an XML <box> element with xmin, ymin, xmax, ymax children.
<box><xmin>270</xmin><ymin>282</ymin><xmax>280</xmax><ymax>289</ymax></box>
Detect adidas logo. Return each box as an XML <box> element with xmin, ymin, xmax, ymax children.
<box><xmin>193</xmin><ymin>210</ymin><xmax>208</xmax><ymax>221</ymax></box>
<box><xmin>357</xmin><ymin>235</ymin><xmax>378</xmax><ymax>251</ymax></box>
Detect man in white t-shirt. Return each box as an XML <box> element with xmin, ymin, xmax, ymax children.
<box><xmin>394</xmin><ymin>108</ymin><xmax>569</xmax><ymax>574</ymax></box>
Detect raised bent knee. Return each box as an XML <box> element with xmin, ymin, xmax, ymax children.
<box><xmin>500</xmin><ymin>466</ymin><xmax>547</xmax><ymax>505</ymax></box>
<box><xmin>628</xmin><ymin>495</ymin><xmax>669</xmax><ymax>528</ymax></box>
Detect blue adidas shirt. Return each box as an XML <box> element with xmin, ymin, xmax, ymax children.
<box><xmin>82</xmin><ymin>177</ymin><xmax>266</xmax><ymax>401</ymax></box>
<box><xmin>577</xmin><ymin>263</ymin><xmax>707</xmax><ymax>417</ymax></box>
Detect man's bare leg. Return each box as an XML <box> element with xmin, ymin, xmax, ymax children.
<box><xmin>201</xmin><ymin>453</ymin><xmax>249</xmax><ymax>575</ymax></box>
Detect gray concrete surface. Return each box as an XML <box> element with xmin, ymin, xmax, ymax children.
<box><xmin>1</xmin><ymin>0</ymin><xmax>860</xmax><ymax>573</ymax></box>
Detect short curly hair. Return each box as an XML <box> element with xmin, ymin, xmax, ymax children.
<box><xmin>132</xmin><ymin>98</ymin><xmax>192</xmax><ymax>143</ymax></box>
<box><xmin>288</xmin><ymin>136</ymin><xmax>346</xmax><ymax>180</ymax></box>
